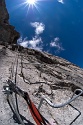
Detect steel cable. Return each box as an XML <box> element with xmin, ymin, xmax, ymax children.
<box><xmin>38</xmin><ymin>89</ymin><xmax>83</xmax><ymax>109</ymax></box>
<box><xmin>38</xmin><ymin>89</ymin><xmax>83</xmax><ymax>125</ymax></box>
<box><xmin>7</xmin><ymin>94</ymin><xmax>25</xmax><ymax>125</ymax></box>
<box><xmin>14</xmin><ymin>50</ymin><xmax>19</xmax><ymax>113</ymax></box>
<box><xmin>9</xmin><ymin>47</ymin><xmax>24</xmax><ymax>125</ymax></box>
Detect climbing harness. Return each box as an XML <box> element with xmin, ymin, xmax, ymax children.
<box><xmin>3</xmin><ymin>79</ymin><xmax>51</xmax><ymax>125</ymax></box>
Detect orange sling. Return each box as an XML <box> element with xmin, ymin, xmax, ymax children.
<box><xmin>24</xmin><ymin>92</ymin><xmax>51</xmax><ymax>125</ymax></box>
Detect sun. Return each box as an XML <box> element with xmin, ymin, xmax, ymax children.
<box><xmin>27</xmin><ymin>0</ymin><xmax>36</xmax><ymax>5</ymax></box>
<box><xmin>25</xmin><ymin>0</ymin><xmax>39</xmax><ymax>12</ymax></box>
<box><xmin>16</xmin><ymin>0</ymin><xmax>40</xmax><ymax>13</ymax></box>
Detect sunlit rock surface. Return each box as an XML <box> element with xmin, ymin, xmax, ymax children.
<box><xmin>0</xmin><ymin>45</ymin><xmax>83</xmax><ymax>125</ymax></box>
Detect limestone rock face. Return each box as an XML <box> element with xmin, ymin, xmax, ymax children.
<box><xmin>0</xmin><ymin>0</ymin><xmax>9</xmax><ymax>23</ymax></box>
<box><xmin>0</xmin><ymin>0</ymin><xmax>20</xmax><ymax>45</ymax></box>
<box><xmin>0</xmin><ymin>45</ymin><xmax>83</xmax><ymax>125</ymax></box>
<box><xmin>0</xmin><ymin>0</ymin><xmax>83</xmax><ymax>125</ymax></box>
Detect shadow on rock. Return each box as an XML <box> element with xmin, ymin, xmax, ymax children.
<box><xmin>7</xmin><ymin>98</ymin><xmax>34</xmax><ymax>125</ymax></box>
<box><xmin>13</xmin><ymin>113</ymin><xmax>34</xmax><ymax>125</ymax></box>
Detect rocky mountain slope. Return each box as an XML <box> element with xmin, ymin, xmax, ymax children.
<box><xmin>0</xmin><ymin>0</ymin><xmax>19</xmax><ymax>45</ymax></box>
<box><xmin>0</xmin><ymin>0</ymin><xmax>83</xmax><ymax>125</ymax></box>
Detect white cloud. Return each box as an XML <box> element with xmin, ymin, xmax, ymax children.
<box><xmin>17</xmin><ymin>22</ymin><xmax>64</xmax><ymax>53</ymax></box>
<box><xmin>50</xmin><ymin>37</ymin><xmax>60</xmax><ymax>47</ymax></box>
<box><xmin>57</xmin><ymin>0</ymin><xmax>64</xmax><ymax>4</ymax></box>
<box><xmin>17</xmin><ymin>22</ymin><xmax>45</xmax><ymax>51</ymax></box>
<box><xmin>30</xmin><ymin>22</ymin><xmax>45</xmax><ymax>35</ymax></box>
<box><xmin>17</xmin><ymin>37</ymin><xmax>28</xmax><ymax>48</ymax></box>
<box><xmin>17</xmin><ymin>36</ymin><xmax>43</xmax><ymax>51</ymax></box>
<box><xmin>29</xmin><ymin>37</ymin><xmax>42</xmax><ymax>48</ymax></box>
<box><xmin>50</xmin><ymin>37</ymin><xmax>64</xmax><ymax>53</ymax></box>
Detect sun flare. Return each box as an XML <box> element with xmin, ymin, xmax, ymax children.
<box><xmin>16</xmin><ymin>0</ymin><xmax>40</xmax><ymax>13</ymax></box>
<box><xmin>27</xmin><ymin>0</ymin><xmax>36</xmax><ymax>5</ymax></box>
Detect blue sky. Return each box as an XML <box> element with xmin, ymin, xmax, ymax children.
<box><xmin>6</xmin><ymin>0</ymin><xmax>83</xmax><ymax>68</ymax></box>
